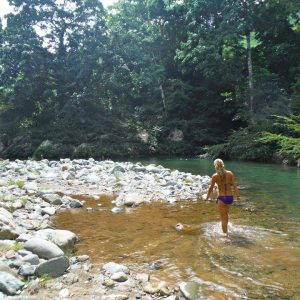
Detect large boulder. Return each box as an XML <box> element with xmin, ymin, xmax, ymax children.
<box><xmin>24</xmin><ymin>238</ymin><xmax>64</xmax><ymax>259</ymax></box>
<box><xmin>33</xmin><ymin>229</ymin><xmax>78</xmax><ymax>252</ymax></box>
<box><xmin>35</xmin><ymin>256</ymin><xmax>69</xmax><ymax>277</ymax></box>
<box><xmin>0</xmin><ymin>272</ymin><xmax>24</xmax><ymax>295</ymax></box>
<box><xmin>0</xmin><ymin>208</ymin><xmax>18</xmax><ymax>240</ymax></box>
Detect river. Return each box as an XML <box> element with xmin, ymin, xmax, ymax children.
<box><xmin>54</xmin><ymin>158</ymin><xmax>300</xmax><ymax>299</ymax></box>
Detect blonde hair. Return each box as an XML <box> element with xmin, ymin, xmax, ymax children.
<box><xmin>214</xmin><ymin>158</ymin><xmax>226</xmax><ymax>178</ymax></box>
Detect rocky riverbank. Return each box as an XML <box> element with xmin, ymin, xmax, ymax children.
<box><xmin>0</xmin><ymin>158</ymin><xmax>212</xmax><ymax>299</ymax></box>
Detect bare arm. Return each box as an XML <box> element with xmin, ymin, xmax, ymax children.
<box><xmin>231</xmin><ymin>173</ymin><xmax>241</xmax><ymax>203</ymax></box>
<box><xmin>205</xmin><ymin>176</ymin><xmax>216</xmax><ymax>202</ymax></box>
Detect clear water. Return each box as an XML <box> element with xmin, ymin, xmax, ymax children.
<box><xmin>54</xmin><ymin>158</ymin><xmax>300</xmax><ymax>299</ymax></box>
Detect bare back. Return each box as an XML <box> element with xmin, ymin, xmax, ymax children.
<box><xmin>212</xmin><ymin>171</ymin><xmax>234</xmax><ymax>196</ymax></box>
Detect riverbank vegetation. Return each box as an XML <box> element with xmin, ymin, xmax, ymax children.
<box><xmin>0</xmin><ymin>0</ymin><xmax>299</xmax><ymax>164</ymax></box>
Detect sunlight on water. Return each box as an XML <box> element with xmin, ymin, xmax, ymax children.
<box><xmin>54</xmin><ymin>159</ymin><xmax>300</xmax><ymax>299</ymax></box>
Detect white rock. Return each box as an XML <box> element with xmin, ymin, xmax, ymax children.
<box><xmin>24</xmin><ymin>182</ymin><xmax>38</xmax><ymax>191</ymax></box>
<box><xmin>110</xmin><ymin>271</ymin><xmax>128</xmax><ymax>282</ymax></box>
<box><xmin>85</xmin><ymin>173</ymin><xmax>100</xmax><ymax>183</ymax></box>
<box><xmin>102</xmin><ymin>262</ymin><xmax>129</xmax><ymax>275</ymax></box>
<box><xmin>41</xmin><ymin>207</ymin><xmax>56</xmax><ymax>216</ymax></box>
<box><xmin>59</xmin><ymin>288</ymin><xmax>70</xmax><ymax>299</ymax></box>
<box><xmin>0</xmin><ymin>208</ymin><xmax>18</xmax><ymax>240</ymax></box>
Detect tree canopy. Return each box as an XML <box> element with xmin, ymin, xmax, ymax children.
<box><xmin>0</xmin><ymin>0</ymin><xmax>299</xmax><ymax>163</ymax></box>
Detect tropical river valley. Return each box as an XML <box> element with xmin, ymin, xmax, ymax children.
<box><xmin>54</xmin><ymin>158</ymin><xmax>300</xmax><ymax>300</ymax></box>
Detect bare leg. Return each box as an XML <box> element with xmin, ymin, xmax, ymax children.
<box><xmin>217</xmin><ymin>201</ymin><xmax>230</xmax><ymax>234</ymax></box>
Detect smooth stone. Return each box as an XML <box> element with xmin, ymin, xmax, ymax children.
<box><xmin>143</xmin><ymin>282</ymin><xmax>159</xmax><ymax>294</ymax></box>
<box><xmin>16</xmin><ymin>233</ymin><xmax>31</xmax><ymax>242</ymax></box>
<box><xmin>179</xmin><ymin>282</ymin><xmax>202</xmax><ymax>300</ymax></box>
<box><xmin>103</xmin><ymin>278</ymin><xmax>115</xmax><ymax>287</ymax></box>
<box><xmin>135</xmin><ymin>273</ymin><xmax>149</xmax><ymax>282</ymax></box>
<box><xmin>0</xmin><ymin>240</ymin><xmax>15</xmax><ymax>249</ymax></box>
<box><xmin>71</xmin><ymin>255</ymin><xmax>89</xmax><ymax>263</ymax></box>
<box><xmin>0</xmin><ymin>271</ymin><xmax>24</xmax><ymax>295</ymax></box>
<box><xmin>24</xmin><ymin>238</ymin><xmax>64</xmax><ymax>259</ymax></box>
<box><xmin>69</xmin><ymin>200</ymin><xmax>83</xmax><ymax>208</ymax></box>
<box><xmin>18</xmin><ymin>264</ymin><xmax>36</xmax><ymax>276</ymax></box>
<box><xmin>42</xmin><ymin>194</ymin><xmax>62</xmax><ymax>205</ymax></box>
<box><xmin>33</xmin><ymin>229</ymin><xmax>78</xmax><ymax>252</ymax></box>
<box><xmin>35</xmin><ymin>256</ymin><xmax>69</xmax><ymax>278</ymax></box>
<box><xmin>18</xmin><ymin>250</ymin><xmax>32</xmax><ymax>257</ymax></box>
<box><xmin>24</xmin><ymin>182</ymin><xmax>38</xmax><ymax>191</ymax></box>
<box><xmin>102</xmin><ymin>262</ymin><xmax>129</xmax><ymax>275</ymax></box>
<box><xmin>110</xmin><ymin>271</ymin><xmax>128</xmax><ymax>282</ymax></box>
<box><xmin>0</xmin><ymin>208</ymin><xmax>18</xmax><ymax>240</ymax></box>
<box><xmin>22</xmin><ymin>254</ymin><xmax>39</xmax><ymax>265</ymax></box>
<box><xmin>5</xmin><ymin>250</ymin><xmax>16</xmax><ymax>259</ymax></box>
<box><xmin>111</xmin><ymin>207</ymin><xmax>124</xmax><ymax>214</ymax></box>
<box><xmin>41</xmin><ymin>207</ymin><xmax>56</xmax><ymax>216</ymax></box>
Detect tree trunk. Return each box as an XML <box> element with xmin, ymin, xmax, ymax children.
<box><xmin>246</xmin><ymin>31</ymin><xmax>254</xmax><ymax>117</ymax></box>
<box><xmin>159</xmin><ymin>83</ymin><xmax>167</xmax><ymax>115</ymax></box>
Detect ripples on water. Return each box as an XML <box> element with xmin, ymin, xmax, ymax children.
<box><xmin>54</xmin><ymin>159</ymin><xmax>300</xmax><ymax>299</ymax></box>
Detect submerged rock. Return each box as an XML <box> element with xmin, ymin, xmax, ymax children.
<box><xmin>179</xmin><ymin>282</ymin><xmax>203</xmax><ymax>300</ymax></box>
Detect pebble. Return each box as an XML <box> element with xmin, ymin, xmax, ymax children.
<box><xmin>59</xmin><ymin>288</ymin><xmax>70</xmax><ymax>298</ymax></box>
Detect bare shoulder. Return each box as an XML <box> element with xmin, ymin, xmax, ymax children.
<box><xmin>226</xmin><ymin>170</ymin><xmax>235</xmax><ymax>179</ymax></box>
<box><xmin>212</xmin><ymin>173</ymin><xmax>218</xmax><ymax>179</ymax></box>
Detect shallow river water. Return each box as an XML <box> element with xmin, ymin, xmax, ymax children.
<box><xmin>54</xmin><ymin>159</ymin><xmax>300</xmax><ymax>299</ymax></box>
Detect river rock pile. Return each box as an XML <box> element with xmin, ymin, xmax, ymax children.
<box><xmin>0</xmin><ymin>158</ymin><xmax>212</xmax><ymax>298</ymax></box>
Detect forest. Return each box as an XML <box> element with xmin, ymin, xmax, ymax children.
<box><xmin>1</xmin><ymin>0</ymin><xmax>300</xmax><ymax>165</ymax></box>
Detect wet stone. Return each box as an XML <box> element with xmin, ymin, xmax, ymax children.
<box><xmin>179</xmin><ymin>282</ymin><xmax>203</xmax><ymax>300</ymax></box>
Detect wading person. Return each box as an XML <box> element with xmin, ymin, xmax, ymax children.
<box><xmin>205</xmin><ymin>159</ymin><xmax>241</xmax><ymax>236</ymax></box>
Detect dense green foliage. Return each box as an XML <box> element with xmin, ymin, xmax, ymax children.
<box><xmin>0</xmin><ymin>0</ymin><xmax>299</xmax><ymax>163</ymax></box>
